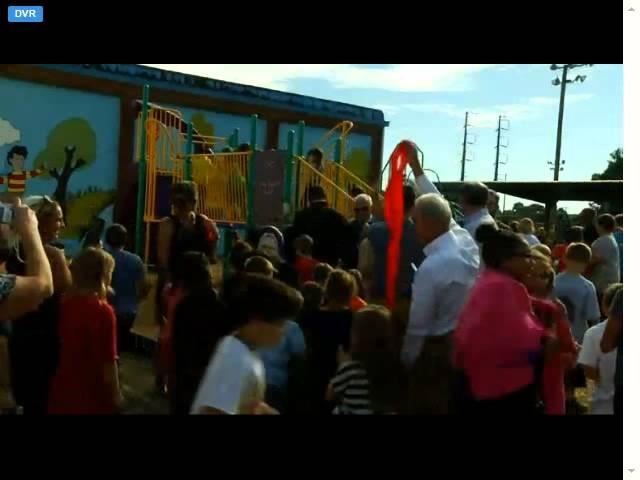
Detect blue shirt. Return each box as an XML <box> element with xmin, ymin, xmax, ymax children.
<box><xmin>107</xmin><ymin>247</ymin><xmax>145</xmax><ymax>316</ymax></box>
<box><xmin>259</xmin><ymin>321</ymin><xmax>306</xmax><ymax>389</ymax></box>
<box><xmin>367</xmin><ymin>220</ymin><xmax>425</xmax><ymax>300</ymax></box>
<box><xmin>554</xmin><ymin>272</ymin><xmax>601</xmax><ymax>343</ymax></box>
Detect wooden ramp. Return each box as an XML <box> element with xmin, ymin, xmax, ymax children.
<box><xmin>130</xmin><ymin>264</ymin><xmax>224</xmax><ymax>343</ymax></box>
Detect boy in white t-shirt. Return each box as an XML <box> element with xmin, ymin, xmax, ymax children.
<box><xmin>577</xmin><ymin>283</ymin><xmax>623</xmax><ymax>415</ymax></box>
<box><xmin>191</xmin><ymin>274</ymin><xmax>303</xmax><ymax>415</ymax></box>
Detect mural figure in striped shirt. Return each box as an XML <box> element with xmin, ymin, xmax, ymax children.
<box><xmin>1</xmin><ymin>146</ymin><xmax>44</xmax><ymax>196</ymax></box>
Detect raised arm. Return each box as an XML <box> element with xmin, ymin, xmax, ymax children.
<box><xmin>0</xmin><ymin>198</ymin><xmax>54</xmax><ymax>321</ymax></box>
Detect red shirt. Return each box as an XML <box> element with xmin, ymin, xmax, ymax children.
<box><xmin>350</xmin><ymin>296</ymin><xmax>368</xmax><ymax>312</ymax></box>
<box><xmin>552</xmin><ymin>244</ymin><xmax>568</xmax><ymax>272</ymax></box>
<box><xmin>531</xmin><ymin>298</ymin><xmax>577</xmax><ymax>415</ymax></box>
<box><xmin>294</xmin><ymin>255</ymin><xmax>319</xmax><ymax>284</ymax></box>
<box><xmin>48</xmin><ymin>295</ymin><xmax>118</xmax><ymax>415</ymax></box>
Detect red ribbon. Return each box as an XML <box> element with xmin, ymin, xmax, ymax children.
<box><xmin>384</xmin><ymin>142</ymin><xmax>411</xmax><ymax>310</ymax></box>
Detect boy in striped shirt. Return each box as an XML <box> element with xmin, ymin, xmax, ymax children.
<box><xmin>1</xmin><ymin>146</ymin><xmax>44</xmax><ymax>196</ymax></box>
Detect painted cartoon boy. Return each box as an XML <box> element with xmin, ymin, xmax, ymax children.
<box><xmin>0</xmin><ymin>146</ymin><xmax>44</xmax><ymax>196</ymax></box>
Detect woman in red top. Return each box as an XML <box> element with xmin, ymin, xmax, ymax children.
<box><xmin>525</xmin><ymin>251</ymin><xmax>577</xmax><ymax>415</ymax></box>
<box><xmin>48</xmin><ymin>248</ymin><xmax>121</xmax><ymax>415</ymax></box>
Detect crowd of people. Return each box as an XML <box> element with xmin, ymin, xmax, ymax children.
<box><xmin>0</xmin><ymin>140</ymin><xmax>623</xmax><ymax>415</ymax></box>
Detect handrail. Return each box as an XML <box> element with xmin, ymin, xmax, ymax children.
<box><xmin>296</xmin><ymin>157</ymin><xmax>355</xmax><ymax>219</ymax></box>
<box><xmin>313</xmin><ymin>121</ymin><xmax>354</xmax><ymax>163</ymax></box>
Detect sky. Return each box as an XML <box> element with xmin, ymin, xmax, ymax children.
<box><xmin>143</xmin><ymin>64</ymin><xmax>623</xmax><ymax>212</ymax></box>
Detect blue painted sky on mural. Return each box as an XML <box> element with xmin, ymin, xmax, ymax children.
<box><xmin>144</xmin><ymin>64</ymin><xmax>623</xmax><ymax>211</ymax></box>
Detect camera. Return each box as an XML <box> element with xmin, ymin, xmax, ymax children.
<box><xmin>0</xmin><ymin>203</ymin><xmax>14</xmax><ymax>225</ymax></box>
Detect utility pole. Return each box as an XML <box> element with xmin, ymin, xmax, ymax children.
<box><xmin>549</xmin><ymin>64</ymin><xmax>593</xmax><ymax>180</ymax></box>
<box><xmin>494</xmin><ymin>115</ymin><xmax>509</xmax><ymax>181</ymax></box>
<box><xmin>461</xmin><ymin>112</ymin><xmax>471</xmax><ymax>181</ymax></box>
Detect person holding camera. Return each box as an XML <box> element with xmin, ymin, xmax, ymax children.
<box><xmin>7</xmin><ymin>197</ymin><xmax>71</xmax><ymax>415</ymax></box>
<box><xmin>0</xmin><ymin>198</ymin><xmax>53</xmax><ymax>322</ymax></box>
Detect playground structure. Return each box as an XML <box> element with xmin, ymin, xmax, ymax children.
<box><xmin>134</xmin><ymin>85</ymin><xmax>378</xmax><ymax>264</ymax></box>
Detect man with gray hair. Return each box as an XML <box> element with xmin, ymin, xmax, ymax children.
<box><xmin>344</xmin><ymin>193</ymin><xmax>373</xmax><ymax>269</ymax></box>
<box><xmin>402</xmin><ymin>147</ymin><xmax>480</xmax><ymax>414</ymax></box>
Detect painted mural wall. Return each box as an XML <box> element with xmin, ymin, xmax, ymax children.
<box><xmin>168</xmin><ymin>104</ymin><xmax>267</xmax><ymax>150</ymax></box>
<box><xmin>277</xmin><ymin>123</ymin><xmax>373</xmax><ymax>180</ymax></box>
<box><xmin>0</xmin><ymin>76</ymin><xmax>120</xmax><ymax>256</ymax></box>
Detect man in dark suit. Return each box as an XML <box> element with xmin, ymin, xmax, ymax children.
<box><xmin>285</xmin><ymin>186</ymin><xmax>349</xmax><ymax>267</ymax></box>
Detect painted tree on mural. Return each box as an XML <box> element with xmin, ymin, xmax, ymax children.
<box><xmin>34</xmin><ymin>118</ymin><xmax>97</xmax><ymax>215</ymax></box>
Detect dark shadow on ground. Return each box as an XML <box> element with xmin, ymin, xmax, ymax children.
<box><xmin>120</xmin><ymin>352</ymin><xmax>168</xmax><ymax>415</ymax></box>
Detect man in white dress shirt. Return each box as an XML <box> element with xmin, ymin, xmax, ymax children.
<box><xmin>402</xmin><ymin>146</ymin><xmax>480</xmax><ymax>414</ymax></box>
<box><xmin>459</xmin><ymin>182</ymin><xmax>497</xmax><ymax>242</ymax></box>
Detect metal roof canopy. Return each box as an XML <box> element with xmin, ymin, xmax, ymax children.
<box><xmin>437</xmin><ymin>180</ymin><xmax>622</xmax><ymax>205</ymax></box>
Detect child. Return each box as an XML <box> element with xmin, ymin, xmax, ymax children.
<box><xmin>48</xmin><ymin>248</ymin><xmax>121</xmax><ymax>414</ymax></box>
<box><xmin>552</xmin><ymin>226</ymin><xmax>584</xmax><ymax>273</ymax></box>
<box><xmin>531</xmin><ymin>244</ymin><xmax>552</xmax><ymax>259</ymax></box>
<box><xmin>243</xmin><ymin>255</ymin><xmax>306</xmax><ymax>414</ymax></box>
<box><xmin>190</xmin><ymin>274</ymin><xmax>303</xmax><ymax>415</ymax></box>
<box><xmin>554</xmin><ymin>243</ymin><xmax>601</xmax><ymax>344</ymax></box>
<box><xmin>293</xmin><ymin>235</ymin><xmax>319</xmax><ymax>284</ymax></box>
<box><xmin>519</xmin><ymin>218</ymin><xmax>540</xmax><ymax>246</ymax></box>
<box><xmin>225</xmin><ymin>240</ymin><xmax>254</xmax><ymax>280</ymax></box>
<box><xmin>526</xmin><ymin>252</ymin><xmax>577</xmax><ymax>415</ymax></box>
<box><xmin>327</xmin><ymin>306</ymin><xmax>406</xmax><ymax>414</ymax></box>
<box><xmin>244</xmin><ymin>255</ymin><xmax>278</xmax><ymax>278</ymax></box>
<box><xmin>313</xmin><ymin>263</ymin><xmax>333</xmax><ymax>287</ymax></box>
<box><xmin>348</xmin><ymin>269</ymin><xmax>368</xmax><ymax>312</ymax></box>
<box><xmin>577</xmin><ymin>283</ymin><xmax>622</xmax><ymax>414</ymax></box>
<box><xmin>300</xmin><ymin>281</ymin><xmax>324</xmax><ymax>313</ymax></box>
<box><xmin>300</xmin><ymin>270</ymin><xmax>354</xmax><ymax>414</ymax></box>
<box><xmin>104</xmin><ymin>224</ymin><xmax>149</xmax><ymax>354</ymax></box>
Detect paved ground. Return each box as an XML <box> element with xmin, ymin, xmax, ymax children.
<box><xmin>119</xmin><ymin>352</ymin><xmax>168</xmax><ymax>415</ymax></box>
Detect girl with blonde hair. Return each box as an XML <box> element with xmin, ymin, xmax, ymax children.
<box><xmin>48</xmin><ymin>248</ymin><xmax>121</xmax><ymax>414</ymax></box>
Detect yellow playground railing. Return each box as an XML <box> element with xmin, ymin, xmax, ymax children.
<box><xmin>323</xmin><ymin>161</ymin><xmax>377</xmax><ymax>199</ymax></box>
<box><xmin>191</xmin><ymin>152</ymin><xmax>250</xmax><ymax>225</ymax></box>
<box><xmin>296</xmin><ymin>157</ymin><xmax>355</xmax><ymax>219</ymax></box>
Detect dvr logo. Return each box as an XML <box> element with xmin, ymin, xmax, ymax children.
<box><xmin>7</xmin><ymin>5</ymin><xmax>44</xmax><ymax>22</ymax></box>
<box><xmin>15</xmin><ymin>9</ymin><xmax>37</xmax><ymax>17</ymax></box>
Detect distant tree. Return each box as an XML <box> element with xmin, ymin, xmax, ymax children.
<box><xmin>592</xmin><ymin>148</ymin><xmax>623</xmax><ymax>180</ymax></box>
<box><xmin>34</xmin><ymin>118</ymin><xmax>97</xmax><ymax>216</ymax></box>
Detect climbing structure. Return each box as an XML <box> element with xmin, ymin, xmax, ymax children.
<box><xmin>133</xmin><ymin>85</ymin><xmax>379</xmax><ymax>262</ymax></box>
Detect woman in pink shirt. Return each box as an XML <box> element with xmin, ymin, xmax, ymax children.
<box><xmin>454</xmin><ymin>225</ymin><xmax>551</xmax><ymax>414</ymax></box>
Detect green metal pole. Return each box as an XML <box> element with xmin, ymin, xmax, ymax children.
<box><xmin>231</xmin><ymin>128</ymin><xmax>240</xmax><ymax>149</ymax></box>
<box><xmin>297</xmin><ymin>121</ymin><xmax>305</xmax><ymax>157</ymax></box>
<box><xmin>185</xmin><ymin>123</ymin><xmax>193</xmax><ymax>181</ymax></box>
<box><xmin>334</xmin><ymin>138</ymin><xmax>342</xmax><ymax>165</ymax></box>
<box><xmin>285</xmin><ymin>130</ymin><xmax>296</xmax><ymax>220</ymax></box>
<box><xmin>247</xmin><ymin>114</ymin><xmax>258</xmax><ymax>228</ymax></box>
<box><xmin>135</xmin><ymin>84</ymin><xmax>150</xmax><ymax>257</ymax></box>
